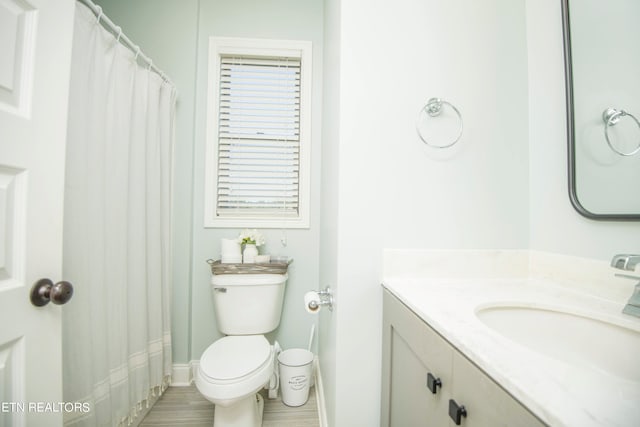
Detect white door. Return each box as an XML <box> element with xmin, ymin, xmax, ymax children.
<box><xmin>0</xmin><ymin>0</ymin><xmax>75</xmax><ymax>426</ymax></box>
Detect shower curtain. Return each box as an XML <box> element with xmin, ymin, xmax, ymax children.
<box><xmin>62</xmin><ymin>3</ymin><xmax>175</xmax><ymax>425</ymax></box>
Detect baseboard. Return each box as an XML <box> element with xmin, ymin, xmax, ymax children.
<box><xmin>171</xmin><ymin>362</ymin><xmax>194</xmax><ymax>386</ymax></box>
<box><xmin>314</xmin><ymin>357</ymin><xmax>328</xmax><ymax>427</ymax></box>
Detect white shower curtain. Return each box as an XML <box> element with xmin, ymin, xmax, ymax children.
<box><xmin>62</xmin><ymin>3</ymin><xmax>175</xmax><ymax>425</ymax></box>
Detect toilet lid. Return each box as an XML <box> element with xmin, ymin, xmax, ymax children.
<box><xmin>200</xmin><ymin>335</ymin><xmax>271</xmax><ymax>381</ymax></box>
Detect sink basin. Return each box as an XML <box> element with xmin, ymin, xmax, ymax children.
<box><xmin>476</xmin><ymin>305</ymin><xmax>640</xmax><ymax>382</ymax></box>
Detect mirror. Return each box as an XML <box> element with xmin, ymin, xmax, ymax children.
<box><xmin>562</xmin><ymin>0</ymin><xmax>640</xmax><ymax>220</ymax></box>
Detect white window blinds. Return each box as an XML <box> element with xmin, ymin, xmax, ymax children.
<box><xmin>216</xmin><ymin>55</ymin><xmax>301</xmax><ymax>218</ymax></box>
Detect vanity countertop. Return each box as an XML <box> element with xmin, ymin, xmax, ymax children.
<box><xmin>382</xmin><ymin>277</ymin><xmax>640</xmax><ymax>427</ymax></box>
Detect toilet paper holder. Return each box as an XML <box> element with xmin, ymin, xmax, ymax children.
<box><xmin>308</xmin><ymin>287</ymin><xmax>333</xmax><ymax>312</ymax></box>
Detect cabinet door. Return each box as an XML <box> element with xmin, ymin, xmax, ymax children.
<box><xmin>382</xmin><ymin>290</ymin><xmax>452</xmax><ymax>427</ymax></box>
<box><xmin>449</xmin><ymin>351</ymin><xmax>545</xmax><ymax>427</ymax></box>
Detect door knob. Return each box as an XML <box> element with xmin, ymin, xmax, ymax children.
<box><xmin>30</xmin><ymin>279</ymin><xmax>74</xmax><ymax>307</ymax></box>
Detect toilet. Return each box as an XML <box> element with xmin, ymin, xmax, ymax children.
<box><xmin>195</xmin><ymin>273</ymin><xmax>288</xmax><ymax>427</ymax></box>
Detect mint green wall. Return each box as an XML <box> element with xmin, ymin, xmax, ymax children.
<box><xmin>94</xmin><ymin>0</ymin><xmax>324</xmax><ymax>364</ymax></box>
<box><xmin>189</xmin><ymin>0</ymin><xmax>324</xmax><ymax>360</ymax></box>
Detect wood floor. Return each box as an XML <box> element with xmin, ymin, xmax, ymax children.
<box><xmin>139</xmin><ymin>385</ymin><xmax>320</xmax><ymax>427</ymax></box>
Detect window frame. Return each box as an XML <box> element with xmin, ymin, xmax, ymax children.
<box><xmin>204</xmin><ymin>37</ymin><xmax>312</xmax><ymax>229</ymax></box>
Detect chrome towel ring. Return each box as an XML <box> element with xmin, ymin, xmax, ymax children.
<box><xmin>602</xmin><ymin>107</ymin><xmax>640</xmax><ymax>157</ymax></box>
<box><xmin>416</xmin><ymin>98</ymin><xmax>463</xmax><ymax>149</ymax></box>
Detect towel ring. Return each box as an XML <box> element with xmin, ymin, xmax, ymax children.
<box><xmin>602</xmin><ymin>107</ymin><xmax>640</xmax><ymax>157</ymax></box>
<box><xmin>416</xmin><ymin>98</ymin><xmax>463</xmax><ymax>148</ymax></box>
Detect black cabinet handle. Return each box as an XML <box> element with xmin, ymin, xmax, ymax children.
<box><xmin>426</xmin><ymin>372</ymin><xmax>442</xmax><ymax>394</ymax></box>
<box><xmin>449</xmin><ymin>399</ymin><xmax>467</xmax><ymax>425</ymax></box>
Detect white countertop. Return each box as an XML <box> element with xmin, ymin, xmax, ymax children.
<box><xmin>382</xmin><ymin>277</ymin><xmax>640</xmax><ymax>427</ymax></box>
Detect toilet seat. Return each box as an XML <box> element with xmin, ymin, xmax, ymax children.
<box><xmin>196</xmin><ymin>335</ymin><xmax>274</xmax><ymax>407</ymax></box>
<box><xmin>200</xmin><ymin>335</ymin><xmax>271</xmax><ymax>383</ymax></box>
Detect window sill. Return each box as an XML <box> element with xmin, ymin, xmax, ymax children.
<box><xmin>204</xmin><ymin>216</ymin><xmax>309</xmax><ymax>229</ymax></box>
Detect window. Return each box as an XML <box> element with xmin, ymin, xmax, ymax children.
<box><xmin>204</xmin><ymin>37</ymin><xmax>312</xmax><ymax>228</ymax></box>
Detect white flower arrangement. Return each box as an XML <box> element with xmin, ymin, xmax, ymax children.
<box><xmin>237</xmin><ymin>229</ymin><xmax>265</xmax><ymax>247</ymax></box>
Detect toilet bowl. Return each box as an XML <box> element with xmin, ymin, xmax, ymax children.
<box><xmin>196</xmin><ymin>335</ymin><xmax>275</xmax><ymax>427</ymax></box>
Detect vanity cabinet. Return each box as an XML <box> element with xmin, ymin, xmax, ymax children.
<box><xmin>381</xmin><ymin>289</ymin><xmax>545</xmax><ymax>427</ymax></box>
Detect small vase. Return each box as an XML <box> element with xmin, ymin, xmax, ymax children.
<box><xmin>243</xmin><ymin>244</ymin><xmax>259</xmax><ymax>263</ymax></box>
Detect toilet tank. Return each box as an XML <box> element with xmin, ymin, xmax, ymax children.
<box><xmin>211</xmin><ymin>274</ymin><xmax>288</xmax><ymax>335</ymax></box>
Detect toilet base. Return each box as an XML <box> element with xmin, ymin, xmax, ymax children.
<box><xmin>213</xmin><ymin>393</ymin><xmax>264</xmax><ymax>427</ymax></box>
